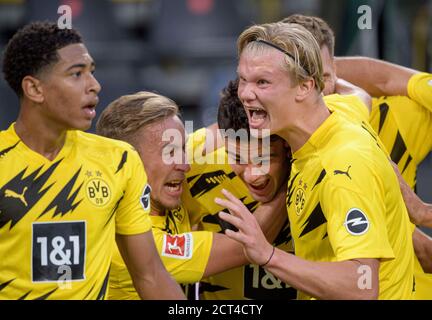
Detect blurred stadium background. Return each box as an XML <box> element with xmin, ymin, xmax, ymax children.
<box><xmin>0</xmin><ymin>0</ymin><xmax>431</xmax><ymax>234</ymax></box>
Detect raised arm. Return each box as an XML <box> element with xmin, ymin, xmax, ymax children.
<box><xmin>217</xmin><ymin>189</ymin><xmax>379</xmax><ymax>300</ymax></box>
<box><xmin>413</xmin><ymin>228</ymin><xmax>432</xmax><ymax>273</ymax></box>
<box><xmin>116</xmin><ymin>231</ymin><xmax>186</xmax><ymax>300</ymax></box>
<box><xmin>392</xmin><ymin>161</ymin><xmax>432</xmax><ymax>228</ymax></box>
<box><xmin>335</xmin><ymin>56</ymin><xmax>418</xmax><ymax>97</ymax></box>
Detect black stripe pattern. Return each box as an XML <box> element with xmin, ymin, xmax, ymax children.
<box><xmin>299</xmin><ymin>202</ymin><xmax>327</xmax><ymax>238</ymax></box>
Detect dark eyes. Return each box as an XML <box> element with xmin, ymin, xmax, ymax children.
<box><xmin>72</xmin><ymin>70</ymin><xmax>96</xmax><ymax>78</ymax></box>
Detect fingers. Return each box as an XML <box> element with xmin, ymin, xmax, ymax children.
<box><xmin>214</xmin><ymin>189</ymin><xmax>250</xmax><ymax>218</ymax></box>
<box><xmin>221</xmin><ymin>188</ymin><xmax>243</xmax><ymax>205</ymax></box>
<box><xmin>218</xmin><ymin>211</ymin><xmax>242</xmax><ymax>230</ymax></box>
<box><xmin>214</xmin><ymin>197</ymin><xmax>241</xmax><ymax>217</ymax></box>
<box><xmin>219</xmin><ymin>212</ymin><xmax>249</xmax><ymax>246</ymax></box>
<box><xmin>223</xmin><ymin>228</ymin><xmax>248</xmax><ymax>245</ymax></box>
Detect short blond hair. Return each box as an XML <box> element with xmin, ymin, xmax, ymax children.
<box><xmin>237</xmin><ymin>22</ymin><xmax>324</xmax><ymax>92</ymax></box>
<box><xmin>96</xmin><ymin>91</ymin><xmax>179</xmax><ymax>145</ymax></box>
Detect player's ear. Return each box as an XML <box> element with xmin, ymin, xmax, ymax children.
<box><xmin>22</xmin><ymin>75</ymin><xmax>44</xmax><ymax>103</ymax></box>
<box><xmin>295</xmin><ymin>78</ymin><xmax>315</xmax><ymax>102</ymax></box>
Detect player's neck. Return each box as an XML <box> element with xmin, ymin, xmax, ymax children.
<box><xmin>15</xmin><ymin>110</ymin><xmax>67</xmax><ymax>161</ymax></box>
<box><xmin>281</xmin><ymin>97</ymin><xmax>330</xmax><ymax>153</ymax></box>
<box><xmin>150</xmin><ymin>200</ymin><xmax>167</xmax><ymax>216</ymax></box>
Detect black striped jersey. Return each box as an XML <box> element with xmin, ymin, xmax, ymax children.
<box><xmin>327</xmin><ymin>93</ymin><xmax>432</xmax><ymax>300</ymax></box>
<box><xmin>183</xmin><ymin>128</ymin><xmax>296</xmax><ymax>300</ymax></box>
<box><xmin>0</xmin><ymin>124</ymin><xmax>152</xmax><ymax>299</ymax></box>
<box><xmin>287</xmin><ymin>109</ymin><xmax>414</xmax><ymax>299</ymax></box>
<box><xmin>369</xmin><ymin>72</ymin><xmax>432</xmax><ymax>299</ymax></box>
<box><xmin>369</xmin><ymin>73</ymin><xmax>432</xmax><ymax>190</ymax></box>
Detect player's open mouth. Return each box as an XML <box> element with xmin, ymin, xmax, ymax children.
<box><xmin>249</xmin><ymin>179</ymin><xmax>269</xmax><ymax>191</ymax></box>
<box><xmin>83</xmin><ymin>100</ymin><xmax>98</xmax><ymax>119</ymax></box>
<box><xmin>246</xmin><ymin>107</ymin><xmax>268</xmax><ymax>129</ymax></box>
<box><xmin>165</xmin><ymin>180</ymin><xmax>183</xmax><ymax>195</ymax></box>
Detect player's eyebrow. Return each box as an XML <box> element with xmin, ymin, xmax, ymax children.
<box><xmin>66</xmin><ymin>61</ymin><xmax>96</xmax><ymax>71</ymax></box>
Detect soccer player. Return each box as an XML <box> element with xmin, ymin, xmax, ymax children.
<box><xmin>0</xmin><ymin>21</ymin><xmax>184</xmax><ymax>299</ymax></box>
<box><xmin>282</xmin><ymin>14</ymin><xmax>432</xmax><ymax>299</ymax></box>
<box><xmin>196</xmin><ymin>73</ymin><xmax>392</xmax><ymax>300</ymax></box>
<box><xmin>185</xmin><ymin>79</ymin><xmax>295</xmax><ymax>300</ymax></box>
<box><xmin>95</xmin><ymin>91</ymin><xmax>287</xmax><ymax>300</ymax></box>
<box><xmin>188</xmin><ymin>76</ymin><xmax>371</xmax><ymax>300</ymax></box>
<box><xmin>283</xmin><ymin>14</ymin><xmax>432</xmax><ymax>192</ymax></box>
<box><xmin>219</xmin><ymin>21</ymin><xmax>414</xmax><ymax>299</ymax></box>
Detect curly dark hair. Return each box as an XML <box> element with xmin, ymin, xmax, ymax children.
<box><xmin>217</xmin><ymin>78</ymin><xmax>250</xmax><ymax>133</ymax></box>
<box><xmin>2</xmin><ymin>21</ymin><xmax>83</xmax><ymax>97</ymax></box>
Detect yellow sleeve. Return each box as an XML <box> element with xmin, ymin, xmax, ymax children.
<box><xmin>320</xmin><ymin>170</ymin><xmax>394</xmax><ymax>262</ymax></box>
<box><xmin>407</xmin><ymin>73</ymin><xmax>432</xmax><ymax>112</ymax></box>
<box><xmin>187</xmin><ymin>127</ymin><xmax>207</xmax><ymax>164</ymax></box>
<box><xmin>108</xmin><ymin>227</ymin><xmax>213</xmax><ymax>299</ymax></box>
<box><xmin>324</xmin><ymin>94</ymin><xmax>370</xmax><ymax>123</ymax></box>
<box><xmin>181</xmin><ymin>184</ymin><xmax>211</xmax><ymax>226</ymax></box>
<box><xmin>152</xmin><ymin>229</ymin><xmax>213</xmax><ymax>284</ymax></box>
<box><xmin>115</xmin><ymin>148</ymin><xmax>152</xmax><ymax>235</ymax></box>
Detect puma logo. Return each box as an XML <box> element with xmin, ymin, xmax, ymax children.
<box><xmin>5</xmin><ymin>187</ymin><xmax>28</xmax><ymax>207</ymax></box>
<box><xmin>167</xmin><ymin>238</ymin><xmax>183</xmax><ymax>255</ymax></box>
<box><xmin>334</xmin><ymin>165</ymin><xmax>352</xmax><ymax>180</ymax></box>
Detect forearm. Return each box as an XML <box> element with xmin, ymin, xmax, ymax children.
<box><xmin>413</xmin><ymin>228</ymin><xmax>432</xmax><ymax>273</ymax></box>
<box><xmin>265</xmin><ymin>249</ymin><xmax>379</xmax><ymax>300</ymax></box>
<box><xmin>398</xmin><ymin>172</ymin><xmax>432</xmax><ymax>228</ymax></box>
<box><xmin>335</xmin><ymin>57</ymin><xmax>416</xmax><ymax>97</ymax></box>
<box><xmin>133</xmin><ymin>263</ymin><xmax>186</xmax><ymax>299</ymax></box>
<box><xmin>419</xmin><ymin>204</ymin><xmax>432</xmax><ymax>228</ymax></box>
<box><xmin>116</xmin><ymin>233</ymin><xmax>186</xmax><ymax>300</ymax></box>
<box><xmin>204</xmin><ymin>232</ymin><xmax>249</xmax><ymax>277</ymax></box>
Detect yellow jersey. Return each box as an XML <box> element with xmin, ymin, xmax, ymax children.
<box><xmin>369</xmin><ymin>73</ymin><xmax>432</xmax><ymax>299</ymax></box>
<box><xmin>183</xmin><ymin>128</ymin><xmax>296</xmax><ymax>300</ymax></box>
<box><xmin>108</xmin><ymin>205</ymin><xmax>213</xmax><ymax>300</ymax></box>
<box><xmin>407</xmin><ymin>72</ymin><xmax>432</xmax><ymax>113</ymax></box>
<box><xmin>370</xmin><ymin>95</ymin><xmax>432</xmax><ymax>190</ymax></box>
<box><xmin>287</xmin><ymin>111</ymin><xmax>414</xmax><ymax>300</ymax></box>
<box><xmin>0</xmin><ymin>124</ymin><xmax>152</xmax><ymax>300</ymax></box>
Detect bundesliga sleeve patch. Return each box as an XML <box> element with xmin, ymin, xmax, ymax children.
<box><xmin>343</xmin><ymin>208</ymin><xmax>369</xmax><ymax>235</ymax></box>
<box><xmin>161</xmin><ymin>233</ymin><xmax>193</xmax><ymax>259</ymax></box>
<box><xmin>140</xmin><ymin>184</ymin><xmax>151</xmax><ymax>211</ymax></box>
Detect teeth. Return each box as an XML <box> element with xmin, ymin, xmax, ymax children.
<box><xmin>250</xmin><ymin>109</ymin><xmax>267</xmax><ymax>120</ymax></box>
<box><xmin>167</xmin><ymin>184</ymin><xmax>181</xmax><ymax>192</ymax></box>
<box><xmin>166</xmin><ymin>180</ymin><xmax>182</xmax><ymax>193</ymax></box>
<box><xmin>166</xmin><ymin>181</ymin><xmax>181</xmax><ymax>186</ymax></box>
